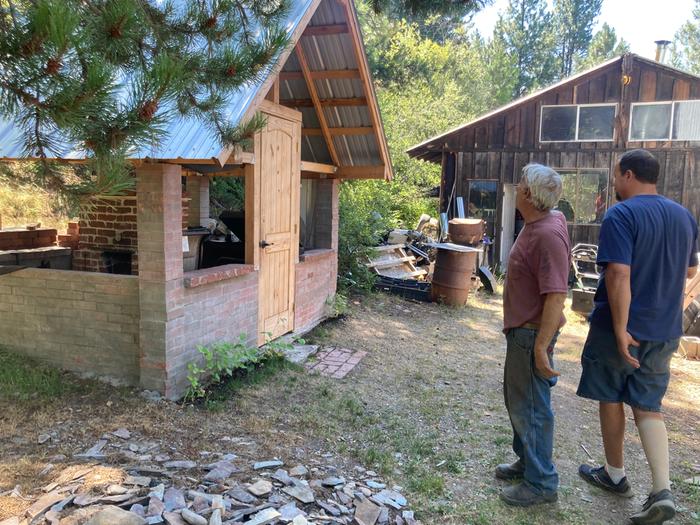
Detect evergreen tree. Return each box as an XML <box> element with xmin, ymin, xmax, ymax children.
<box><xmin>576</xmin><ymin>23</ymin><xmax>629</xmax><ymax>71</ymax></box>
<box><xmin>552</xmin><ymin>0</ymin><xmax>603</xmax><ymax>77</ymax></box>
<box><xmin>0</xmin><ymin>0</ymin><xmax>291</xmax><ymax>195</ymax></box>
<box><xmin>671</xmin><ymin>0</ymin><xmax>700</xmax><ymax>74</ymax></box>
<box><xmin>491</xmin><ymin>0</ymin><xmax>557</xmax><ymax>99</ymax></box>
<box><xmin>366</xmin><ymin>0</ymin><xmax>485</xmax><ymax>42</ymax></box>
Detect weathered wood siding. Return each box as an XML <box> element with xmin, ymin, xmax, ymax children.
<box><xmin>436</xmin><ymin>56</ymin><xmax>700</xmax><ymax>263</ymax></box>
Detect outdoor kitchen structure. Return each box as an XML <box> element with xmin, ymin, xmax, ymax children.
<box><xmin>408</xmin><ymin>53</ymin><xmax>700</xmax><ymax>269</ymax></box>
<box><xmin>0</xmin><ymin>0</ymin><xmax>392</xmax><ymax>399</ymax></box>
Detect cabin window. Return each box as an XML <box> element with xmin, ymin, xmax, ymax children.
<box><xmin>629</xmin><ymin>100</ymin><xmax>700</xmax><ymax>141</ymax></box>
<box><xmin>672</xmin><ymin>100</ymin><xmax>700</xmax><ymax>139</ymax></box>
<box><xmin>555</xmin><ymin>169</ymin><xmax>608</xmax><ymax>225</ymax></box>
<box><xmin>540</xmin><ymin>104</ymin><xmax>616</xmax><ymax>143</ymax></box>
<box><xmin>629</xmin><ymin>103</ymin><xmax>672</xmax><ymax>140</ymax></box>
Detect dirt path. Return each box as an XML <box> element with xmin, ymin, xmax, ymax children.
<box><xmin>1</xmin><ymin>291</ymin><xmax>699</xmax><ymax>524</ymax></box>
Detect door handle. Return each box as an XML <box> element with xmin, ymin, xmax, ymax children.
<box><xmin>260</xmin><ymin>240</ymin><xmax>274</xmax><ymax>248</ymax></box>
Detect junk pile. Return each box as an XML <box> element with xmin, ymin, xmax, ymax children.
<box><xmin>366</xmin><ymin>213</ymin><xmax>495</xmax><ymax>306</ymax></box>
<box><xmin>569</xmin><ymin>243</ymin><xmax>599</xmax><ymax>315</ymax></box>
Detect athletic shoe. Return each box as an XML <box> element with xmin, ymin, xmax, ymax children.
<box><xmin>630</xmin><ymin>490</ymin><xmax>676</xmax><ymax>525</ymax></box>
<box><xmin>578</xmin><ymin>464</ymin><xmax>633</xmax><ymax>497</ymax></box>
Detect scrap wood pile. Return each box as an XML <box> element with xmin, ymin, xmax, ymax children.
<box><xmin>0</xmin><ymin>428</ymin><xmax>420</xmax><ymax>525</ymax></box>
<box><xmin>365</xmin><ymin>214</ymin><xmax>493</xmax><ymax>305</ymax></box>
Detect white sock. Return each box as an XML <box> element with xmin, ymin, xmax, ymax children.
<box><xmin>605</xmin><ymin>462</ymin><xmax>626</xmax><ymax>484</ymax></box>
<box><xmin>637</xmin><ymin>417</ymin><xmax>671</xmax><ymax>493</ymax></box>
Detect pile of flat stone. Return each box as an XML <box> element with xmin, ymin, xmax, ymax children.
<box><xmin>2</xmin><ymin>429</ymin><xmax>421</xmax><ymax>525</ymax></box>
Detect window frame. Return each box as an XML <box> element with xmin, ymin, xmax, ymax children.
<box><xmin>628</xmin><ymin>99</ymin><xmax>700</xmax><ymax>141</ymax></box>
<box><xmin>552</xmin><ymin>167</ymin><xmax>609</xmax><ymax>226</ymax></box>
<box><xmin>539</xmin><ymin>103</ymin><xmax>618</xmax><ymax>143</ymax></box>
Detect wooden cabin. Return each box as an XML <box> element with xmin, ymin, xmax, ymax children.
<box><xmin>407</xmin><ymin>54</ymin><xmax>700</xmax><ymax>269</ymax></box>
<box><xmin>0</xmin><ymin>0</ymin><xmax>392</xmax><ymax>399</ymax></box>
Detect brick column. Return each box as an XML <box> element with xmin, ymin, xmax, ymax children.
<box><xmin>137</xmin><ymin>163</ymin><xmax>185</xmax><ymax>398</ymax></box>
<box><xmin>185</xmin><ymin>175</ymin><xmax>210</xmax><ymax>228</ymax></box>
<box><xmin>313</xmin><ymin>179</ymin><xmax>340</xmax><ymax>250</ymax></box>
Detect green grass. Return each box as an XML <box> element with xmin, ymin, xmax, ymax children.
<box><xmin>0</xmin><ymin>349</ymin><xmax>77</xmax><ymax>400</ymax></box>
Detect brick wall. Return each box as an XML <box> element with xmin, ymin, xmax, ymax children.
<box><xmin>0</xmin><ymin>268</ymin><xmax>140</xmax><ymax>383</ymax></box>
<box><xmin>0</xmin><ymin>228</ymin><xmax>57</xmax><ymax>250</ymax></box>
<box><xmin>73</xmin><ymin>194</ymin><xmax>190</xmax><ymax>274</ymax></box>
<box><xmin>294</xmin><ymin>250</ymin><xmax>338</xmax><ymax>333</ymax></box>
<box><xmin>174</xmin><ymin>271</ymin><xmax>259</xmax><ymax>395</ymax></box>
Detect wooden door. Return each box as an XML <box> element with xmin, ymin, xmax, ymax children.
<box><xmin>257</xmin><ymin>104</ymin><xmax>301</xmax><ymax>345</ymax></box>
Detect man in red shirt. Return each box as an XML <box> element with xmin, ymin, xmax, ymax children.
<box><xmin>497</xmin><ymin>163</ymin><xmax>571</xmax><ymax>506</ymax></box>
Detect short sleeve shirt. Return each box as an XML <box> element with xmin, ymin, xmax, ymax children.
<box><xmin>503</xmin><ymin>211</ymin><xmax>572</xmax><ymax>330</ymax></box>
<box><xmin>590</xmin><ymin>195</ymin><xmax>699</xmax><ymax>341</ymax></box>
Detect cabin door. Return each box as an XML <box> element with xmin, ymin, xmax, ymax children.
<box><xmin>499</xmin><ymin>184</ymin><xmax>517</xmax><ymax>270</ymax></box>
<box><xmin>257</xmin><ymin>107</ymin><xmax>301</xmax><ymax>345</ymax></box>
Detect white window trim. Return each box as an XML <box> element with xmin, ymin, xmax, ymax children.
<box><xmin>540</xmin><ymin>103</ymin><xmax>618</xmax><ymax>143</ymax></box>
<box><xmin>629</xmin><ymin>99</ymin><xmax>700</xmax><ymax>142</ymax></box>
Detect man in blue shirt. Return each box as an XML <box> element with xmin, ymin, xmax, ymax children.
<box><xmin>576</xmin><ymin>149</ymin><xmax>698</xmax><ymax>525</ymax></box>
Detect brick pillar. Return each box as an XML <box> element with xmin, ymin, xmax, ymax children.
<box><xmin>185</xmin><ymin>176</ymin><xmax>210</xmax><ymax>227</ymax></box>
<box><xmin>313</xmin><ymin>179</ymin><xmax>340</xmax><ymax>250</ymax></box>
<box><xmin>137</xmin><ymin>164</ymin><xmax>185</xmax><ymax>398</ymax></box>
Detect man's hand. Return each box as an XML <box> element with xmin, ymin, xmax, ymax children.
<box><xmin>534</xmin><ymin>346</ymin><xmax>560</xmax><ymax>379</ymax></box>
<box><xmin>616</xmin><ymin>331</ymin><xmax>640</xmax><ymax>368</ymax></box>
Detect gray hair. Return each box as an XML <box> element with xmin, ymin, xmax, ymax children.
<box><xmin>521</xmin><ymin>163</ymin><xmax>563</xmax><ymax>211</ymax></box>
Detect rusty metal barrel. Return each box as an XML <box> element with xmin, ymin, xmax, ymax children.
<box><xmin>431</xmin><ymin>247</ymin><xmax>479</xmax><ymax>306</ymax></box>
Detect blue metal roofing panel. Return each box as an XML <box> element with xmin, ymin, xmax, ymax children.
<box><xmin>0</xmin><ymin>0</ymin><xmax>316</xmax><ymax>161</ymax></box>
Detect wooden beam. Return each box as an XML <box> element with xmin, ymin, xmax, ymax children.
<box><xmin>210</xmin><ymin>167</ymin><xmax>244</xmax><ymax>177</ymax></box>
<box><xmin>336</xmin><ymin>166</ymin><xmax>385</xmax><ymax>179</ymax></box>
<box><xmin>300</xmin><ymin>161</ymin><xmax>337</xmax><ymax>174</ymax></box>
<box><xmin>279</xmin><ymin>69</ymin><xmax>361</xmax><ymax>81</ymax></box>
<box><xmin>303</xmin><ymin>127</ymin><xmax>374</xmax><ymax>136</ymax></box>
<box><xmin>281</xmin><ymin>97</ymin><xmax>367</xmax><ymax>108</ymax></box>
<box><xmin>295</xmin><ymin>43</ymin><xmax>340</xmax><ymax>166</ymax></box>
<box><xmin>303</xmin><ymin>23</ymin><xmax>348</xmax><ymax>36</ymax></box>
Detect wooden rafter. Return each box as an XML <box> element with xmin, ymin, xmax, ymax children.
<box><xmin>279</xmin><ymin>69</ymin><xmax>361</xmax><ymax>81</ymax></box>
<box><xmin>336</xmin><ymin>166</ymin><xmax>385</xmax><ymax>179</ymax></box>
<box><xmin>302</xmin><ymin>127</ymin><xmax>374</xmax><ymax>136</ymax></box>
<box><xmin>281</xmin><ymin>97</ymin><xmax>367</xmax><ymax>107</ymax></box>
<box><xmin>303</xmin><ymin>23</ymin><xmax>348</xmax><ymax>36</ymax></box>
<box><xmin>300</xmin><ymin>161</ymin><xmax>337</xmax><ymax>174</ymax></box>
<box><xmin>295</xmin><ymin>43</ymin><xmax>340</xmax><ymax>166</ymax></box>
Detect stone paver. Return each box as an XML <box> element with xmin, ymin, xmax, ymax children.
<box><xmin>305</xmin><ymin>347</ymin><xmax>367</xmax><ymax>379</ymax></box>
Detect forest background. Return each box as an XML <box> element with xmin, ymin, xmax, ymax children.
<box><xmin>3</xmin><ymin>0</ymin><xmax>700</xmax><ymax>290</ymax></box>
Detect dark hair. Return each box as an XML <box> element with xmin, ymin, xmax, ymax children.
<box><xmin>618</xmin><ymin>149</ymin><xmax>659</xmax><ymax>184</ymax></box>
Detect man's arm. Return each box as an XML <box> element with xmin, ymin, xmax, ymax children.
<box><xmin>605</xmin><ymin>262</ymin><xmax>640</xmax><ymax>368</ymax></box>
<box><xmin>533</xmin><ymin>292</ymin><xmax>567</xmax><ymax>379</ymax></box>
<box><xmin>688</xmin><ymin>266</ymin><xmax>698</xmax><ymax>279</ymax></box>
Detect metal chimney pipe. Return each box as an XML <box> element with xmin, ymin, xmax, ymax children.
<box><xmin>655</xmin><ymin>39</ymin><xmax>672</xmax><ymax>63</ymax></box>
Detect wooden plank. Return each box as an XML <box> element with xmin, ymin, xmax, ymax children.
<box><xmin>575</xmin><ymin>81</ymin><xmax>590</xmax><ymax>104</ymax></box>
<box><xmin>474</xmin><ymin>152</ymin><xmax>488</xmax><ymax>179</ymax></box>
<box><xmin>336</xmin><ymin>166</ymin><xmax>386</xmax><ymax>179</ymax></box>
<box><xmin>685</xmin><ymin>270</ymin><xmax>700</xmax><ymax>310</ymax></box>
<box><xmin>295</xmin><ymin>43</ymin><xmax>340</xmax><ymax>166</ymax></box>
<box><xmin>300</xmin><ymin>161</ymin><xmax>336</xmax><ymax>174</ymax></box>
<box><xmin>639</xmin><ymin>68</ymin><xmax>657</xmax><ymax>102</ymax></box>
<box><xmin>656</xmin><ymin>73</ymin><xmax>674</xmax><ymax>100</ymax></box>
<box><xmin>302</xmin><ymin>126</ymin><xmax>374</xmax><ymax>136</ymax></box>
<box><xmin>279</xmin><ymin>69</ymin><xmax>361</xmax><ymax>81</ymax></box>
<box><xmin>367</xmin><ymin>255</ymin><xmax>417</xmax><ymax>269</ymax></box>
<box><xmin>244</xmin><ymin>162</ymin><xmax>258</xmax><ymax>268</ymax></box>
<box><xmin>588</xmin><ymin>75</ymin><xmax>606</xmax><ymax>103</ymax></box>
<box><xmin>605</xmin><ymin>71</ymin><xmax>621</xmax><ymax>102</ymax></box>
<box><xmin>303</xmin><ymin>23</ymin><xmax>348</xmax><ymax>36</ymax></box>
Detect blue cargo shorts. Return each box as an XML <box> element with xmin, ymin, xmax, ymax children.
<box><xmin>576</xmin><ymin>323</ymin><xmax>679</xmax><ymax>412</ymax></box>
